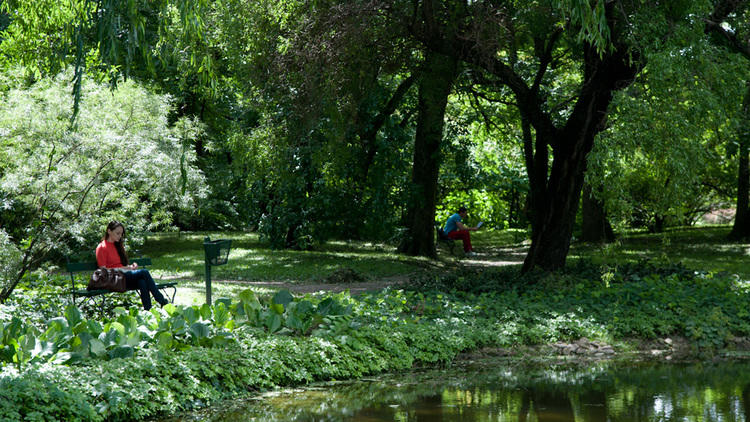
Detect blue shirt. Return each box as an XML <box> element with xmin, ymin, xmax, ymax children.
<box><xmin>444</xmin><ymin>213</ymin><xmax>462</xmax><ymax>234</ymax></box>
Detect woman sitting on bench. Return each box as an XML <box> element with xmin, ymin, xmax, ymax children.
<box><xmin>96</xmin><ymin>221</ymin><xmax>168</xmax><ymax>310</ymax></box>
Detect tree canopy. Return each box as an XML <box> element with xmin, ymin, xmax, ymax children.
<box><xmin>1</xmin><ymin>0</ymin><xmax>750</xmax><ymax>283</ymax></box>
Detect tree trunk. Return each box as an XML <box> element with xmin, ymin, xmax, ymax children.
<box><xmin>523</xmin><ymin>136</ymin><xmax>589</xmax><ymax>271</ymax></box>
<box><xmin>398</xmin><ymin>51</ymin><xmax>457</xmax><ymax>257</ymax></box>
<box><xmin>730</xmin><ymin>82</ymin><xmax>750</xmax><ymax>240</ymax></box>
<box><xmin>522</xmin><ymin>42</ymin><xmax>638</xmax><ymax>272</ymax></box>
<box><xmin>582</xmin><ymin>182</ymin><xmax>615</xmax><ymax>243</ymax></box>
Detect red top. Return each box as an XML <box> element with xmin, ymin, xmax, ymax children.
<box><xmin>96</xmin><ymin>240</ymin><xmax>122</xmax><ymax>268</ymax></box>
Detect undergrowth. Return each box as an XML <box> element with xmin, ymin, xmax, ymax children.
<box><xmin>0</xmin><ymin>260</ymin><xmax>748</xmax><ymax>420</ymax></box>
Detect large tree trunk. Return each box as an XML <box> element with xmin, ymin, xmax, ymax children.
<box><xmin>398</xmin><ymin>51</ymin><xmax>457</xmax><ymax>257</ymax></box>
<box><xmin>581</xmin><ymin>182</ymin><xmax>615</xmax><ymax>243</ymax></box>
<box><xmin>523</xmin><ymin>131</ymin><xmax>589</xmax><ymax>271</ymax></box>
<box><xmin>522</xmin><ymin>42</ymin><xmax>638</xmax><ymax>272</ymax></box>
<box><xmin>729</xmin><ymin>83</ymin><xmax>750</xmax><ymax>240</ymax></box>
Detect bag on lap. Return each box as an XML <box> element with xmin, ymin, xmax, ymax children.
<box><xmin>88</xmin><ymin>267</ymin><xmax>127</xmax><ymax>292</ymax></box>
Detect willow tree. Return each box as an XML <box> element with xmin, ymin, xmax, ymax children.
<box><xmin>0</xmin><ymin>0</ymin><xmax>212</xmax><ymax>120</ymax></box>
<box><xmin>587</xmin><ymin>35</ymin><xmax>747</xmax><ymax>233</ymax></box>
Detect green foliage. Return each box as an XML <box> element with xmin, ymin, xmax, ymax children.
<box><xmin>0</xmin><ymin>289</ymin><xmax>355</xmax><ymax>369</ymax></box>
<box><xmin>0</xmin><ymin>70</ymin><xmax>208</xmax><ymax>295</ymax></box>
<box><xmin>407</xmin><ymin>260</ymin><xmax>750</xmax><ymax>353</ymax></box>
<box><xmin>588</xmin><ymin>26</ymin><xmax>750</xmax><ymax>230</ymax></box>
<box><xmin>0</xmin><ymin>255</ymin><xmax>749</xmax><ymax>419</ymax></box>
<box><xmin>234</xmin><ymin>289</ymin><xmax>353</xmax><ymax>336</ymax></box>
<box><xmin>0</xmin><ymin>288</ymin><xmax>496</xmax><ymax>420</ymax></box>
<box><xmin>0</xmin><ymin>371</ymin><xmax>99</xmax><ymax>421</ymax></box>
<box><xmin>0</xmin><ymin>230</ymin><xmax>21</xmax><ymax>287</ymax></box>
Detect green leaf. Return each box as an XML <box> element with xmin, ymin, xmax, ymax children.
<box><xmin>265</xmin><ymin>314</ymin><xmax>282</xmax><ymax>333</ymax></box>
<box><xmin>51</xmin><ymin>351</ymin><xmax>81</xmax><ymax>365</ymax></box>
<box><xmin>270</xmin><ymin>302</ymin><xmax>284</xmax><ymax>315</ymax></box>
<box><xmin>6</xmin><ymin>317</ymin><xmax>23</xmax><ymax>340</ymax></box>
<box><xmin>200</xmin><ymin>303</ymin><xmax>212</xmax><ymax>320</ymax></box>
<box><xmin>46</xmin><ymin>317</ymin><xmax>69</xmax><ymax>333</ymax></box>
<box><xmin>273</xmin><ymin>290</ymin><xmax>294</xmax><ymax>307</ymax></box>
<box><xmin>214</xmin><ymin>302</ymin><xmax>229</xmax><ymax>327</ymax></box>
<box><xmin>89</xmin><ymin>339</ymin><xmax>106</xmax><ymax>357</ymax></box>
<box><xmin>239</xmin><ymin>289</ymin><xmax>261</xmax><ymax>310</ymax></box>
<box><xmin>189</xmin><ymin>322</ymin><xmax>210</xmax><ymax>339</ymax></box>
<box><xmin>162</xmin><ymin>303</ymin><xmax>178</xmax><ymax>316</ymax></box>
<box><xmin>184</xmin><ymin>307</ymin><xmax>200</xmax><ymax>325</ymax></box>
<box><xmin>317</xmin><ymin>298</ymin><xmax>334</xmax><ymax>315</ymax></box>
<box><xmin>156</xmin><ymin>331</ymin><xmax>173</xmax><ymax>350</ymax></box>
<box><xmin>295</xmin><ymin>300</ymin><xmax>314</xmax><ymax>315</ymax></box>
<box><xmin>286</xmin><ymin>315</ymin><xmax>304</xmax><ymax>333</ymax></box>
<box><xmin>64</xmin><ymin>305</ymin><xmax>82</xmax><ymax>326</ymax></box>
<box><xmin>107</xmin><ymin>322</ymin><xmax>126</xmax><ymax>337</ymax></box>
<box><xmin>215</xmin><ymin>298</ymin><xmax>232</xmax><ymax>309</ymax></box>
<box><xmin>0</xmin><ymin>345</ymin><xmax>14</xmax><ymax>363</ymax></box>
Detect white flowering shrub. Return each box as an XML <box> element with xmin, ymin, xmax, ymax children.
<box><xmin>0</xmin><ymin>69</ymin><xmax>207</xmax><ymax>298</ymax></box>
<box><xmin>0</xmin><ymin>230</ymin><xmax>21</xmax><ymax>287</ymax></box>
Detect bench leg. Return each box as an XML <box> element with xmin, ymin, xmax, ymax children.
<box><xmin>159</xmin><ymin>285</ymin><xmax>177</xmax><ymax>304</ymax></box>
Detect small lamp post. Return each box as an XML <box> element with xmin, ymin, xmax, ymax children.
<box><xmin>202</xmin><ymin>236</ymin><xmax>232</xmax><ymax>305</ymax></box>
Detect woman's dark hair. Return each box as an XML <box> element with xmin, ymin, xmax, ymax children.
<box><xmin>104</xmin><ymin>221</ymin><xmax>129</xmax><ymax>265</ymax></box>
<box><xmin>458</xmin><ymin>206</ymin><xmax>467</xmax><ymax>213</ymax></box>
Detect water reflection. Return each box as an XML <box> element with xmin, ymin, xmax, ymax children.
<box><xmin>163</xmin><ymin>360</ymin><xmax>750</xmax><ymax>421</ymax></box>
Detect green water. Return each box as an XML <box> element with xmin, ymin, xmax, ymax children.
<box><xmin>164</xmin><ymin>359</ymin><xmax>750</xmax><ymax>421</ymax></box>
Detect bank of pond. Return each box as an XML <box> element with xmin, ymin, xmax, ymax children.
<box><xmin>0</xmin><ymin>261</ymin><xmax>749</xmax><ymax>420</ymax></box>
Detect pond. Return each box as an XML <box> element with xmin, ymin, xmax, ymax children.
<box><xmin>163</xmin><ymin>357</ymin><xmax>750</xmax><ymax>421</ymax></box>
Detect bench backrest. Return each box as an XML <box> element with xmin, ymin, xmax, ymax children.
<box><xmin>66</xmin><ymin>257</ymin><xmax>152</xmax><ymax>273</ymax></box>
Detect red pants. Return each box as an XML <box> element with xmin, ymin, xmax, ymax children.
<box><xmin>447</xmin><ymin>230</ymin><xmax>472</xmax><ymax>252</ymax></box>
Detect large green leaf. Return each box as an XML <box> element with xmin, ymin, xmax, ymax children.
<box><xmin>86</xmin><ymin>320</ymin><xmax>104</xmax><ymax>337</ymax></box>
<box><xmin>214</xmin><ymin>302</ymin><xmax>229</xmax><ymax>328</ymax></box>
<box><xmin>5</xmin><ymin>317</ymin><xmax>23</xmax><ymax>340</ymax></box>
<box><xmin>317</xmin><ymin>298</ymin><xmax>334</xmax><ymax>315</ymax></box>
<box><xmin>270</xmin><ymin>302</ymin><xmax>285</xmax><ymax>315</ymax></box>
<box><xmin>89</xmin><ymin>338</ymin><xmax>106</xmax><ymax>357</ymax></box>
<box><xmin>46</xmin><ymin>317</ymin><xmax>69</xmax><ymax>333</ymax></box>
<box><xmin>0</xmin><ymin>345</ymin><xmax>14</xmax><ymax>363</ymax></box>
<box><xmin>189</xmin><ymin>322</ymin><xmax>210</xmax><ymax>340</ymax></box>
<box><xmin>239</xmin><ymin>289</ymin><xmax>261</xmax><ymax>310</ymax></box>
<box><xmin>184</xmin><ymin>307</ymin><xmax>200</xmax><ymax>325</ymax></box>
<box><xmin>156</xmin><ymin>331</ymin><xmax>173</xmax><ymax>351</ymax></box>
<box><xmin>265</xmin><ymin>314</ymin><xmax>282</xmax><ymax>333</ymax></box>
<box><xmin>64</xmin><ymin>305</ymin><xmax>82</xmax><ymax>326</ymax></box>
<box><xmin>200</xmin><ymin>303</ymin><xmax>212</xmax><ymax>320</ymax></box>
<box><xmin>273</xmin><ymin>290</ymin><xmax>294</xmax><ymax>307</ymax></box>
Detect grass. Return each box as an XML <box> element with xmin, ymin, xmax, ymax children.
<box><xmin>137</xmin><ymin>231</ymin><xmax>436</xmax><ymax>305</ymax></box>
<box><xmin>569</xmin><ymin>225</ymin><xmax>750</xmax><ymax>279</ymax></box>
<box><xmin>138</xmin><ymin>231</ymin><xmax>429</xmax><ymax>282</ymax></box>
<box><xmin>134</xmin><ymin>225</ymin><xmax>750</xmax><ymax>306</ymax></box>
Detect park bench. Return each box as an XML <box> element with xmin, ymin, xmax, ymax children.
<box><xmin>436</xmin><ymin>226</ymin><xmax>457</xmax><ymax>254</ymax></box>
<box><xmin>66</xmin><ymin>257</ymin><xmax>177</xmax><ymax>307</ymax></box>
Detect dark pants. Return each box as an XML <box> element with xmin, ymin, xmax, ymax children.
<box><xmin>124</xmin><ymin>269</ymin><xmax>167</xmax><ymax>310</ymax></box>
